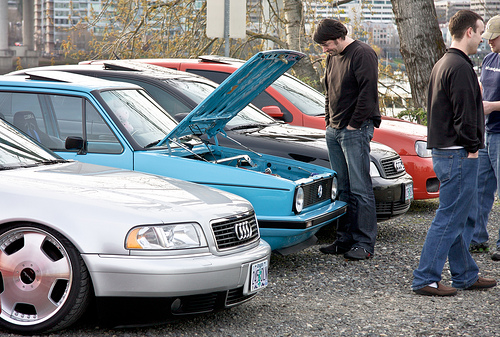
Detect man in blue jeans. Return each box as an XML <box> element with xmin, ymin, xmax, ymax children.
<box><xmin>313</xmin><ymin>19</ymin><xmax>380</xmax><ymax>261</ymax></box>
<box><xmin>469</xmin><ymin>15</ymin><xmax>500</xmax><ymax>260</ymax></box>
<box><xmin>412</xmin><ymin>10</ymin><xmax>497</xmax><ymax>296</ymax></box>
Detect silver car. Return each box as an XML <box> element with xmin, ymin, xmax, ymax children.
<box><xmin>0</xmin><ymin>118</ymin><xmax>270</xmax><ymax>334</ymax></box>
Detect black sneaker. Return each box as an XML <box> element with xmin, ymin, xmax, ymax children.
<box><xmin>492</xmin><ymin>247</ymin><xmax>500</xmax><ymax>261</ymax></box>
<box><xmin>344</xmin><ymin>247</ymin><xmax>372</xmax><ymax>261</ymax></box>
<box><xmin>319</xmin><ymin>243</ymin><xmax>350</xmax><ymax>255</ymax></box>
<box><xmin>469</xmin><ymin>242</ymin><xmax>489</xmax><ymax>253</ymax></box>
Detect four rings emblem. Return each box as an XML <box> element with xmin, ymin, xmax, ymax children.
<box><xmin>234</xmin><ymin>221</ymin><xmax>253</xmax><ymax>241</ymax></box>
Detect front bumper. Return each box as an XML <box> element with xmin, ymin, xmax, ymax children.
<box><xmin>401</xmin><ymin>155</ymin><xmax>439</xmax><ymax>200</ymax></box>
<box><xmin>255</xmin><ymin>200</ymin><xmax>347</xmax><ymax>251</ymax></box>
<box><xmin>372</xmin><ymin>172</ymin><xmax>413</xmax><ymax>221</ymax></box>
<box><xmin>82</xmin><ymin>239</ymin><xmax>271</xmax><ymax>297</ymax></box>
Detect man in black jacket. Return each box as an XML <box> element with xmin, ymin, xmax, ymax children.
<box><xmin>313</xmin><ymin>19</ymin><xmax>380</xmax><ymax>261</ymax></box>
<box><xmin>412</xmin><ymin>10</ymin><xmax>497</xmax><ymax>296</ymax></box>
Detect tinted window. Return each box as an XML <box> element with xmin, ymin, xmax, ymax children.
<box><xmin>187</xmin><ymin>69</ymin><xmax>293</xmax><ymax>122</ymax></box>
<box><xmin>0</xmin><ymin>92</ymin><xmax>122</xmax><ymax>154</ymax></box>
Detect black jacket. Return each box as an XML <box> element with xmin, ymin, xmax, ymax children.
<box><xmin>324</xmin><ymin>40</ymin><xmax>381</xmax><ymax>129</ymax></box>
<box><xmin>427</xmin><ymin>48</ymin><xmax>484</xmax><ymax>153</ymax></box>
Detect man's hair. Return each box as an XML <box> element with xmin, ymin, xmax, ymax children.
<box><xmin>313</xmin><ymin>19</ymin><xmax>348</xmax><ymax>44</ymax></box>
<box><xmin>449</xmin><ymin>10</ymin><xmax>483</xmax><ymax>40</ymax></box>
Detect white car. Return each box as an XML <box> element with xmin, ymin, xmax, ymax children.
<box><xmin>0</xmin><ymin>118</ymin><xmax>270</xmax><ymax>334</ymax></box>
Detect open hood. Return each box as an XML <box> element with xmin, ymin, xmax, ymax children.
<box><xmin>158</xmin><ymin>50</ymin><xmax>305</xmax><ymax>145</ymax></box>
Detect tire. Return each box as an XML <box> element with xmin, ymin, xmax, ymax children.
<box><xmin>0</xmin><ymin>223</ymin><xmax>91</xmax><ymax>334</ymax></box>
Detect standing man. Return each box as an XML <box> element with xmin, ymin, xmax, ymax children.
<box><xmin>313</xmin><ymin>19</ymin><xmax>380</xmax><ymax>261</ymax></box>
<box><xmin>412</xmin><ymin>10</ymin><xmax>496</xmax><ymax>296</ymax></box>
<box><xmin>470</xmin><ymin>15</ymin><xmax>500</xmax><ymax>260</ymax></box>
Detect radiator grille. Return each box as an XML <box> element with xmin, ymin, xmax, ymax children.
<box><xmin>211</xmin><ymin>211</ymin><xmax>259</xmax><ymax>250</ymax></box>
<box><xmin>301</xmin><ymin>177</ymin><xmax>332</xmax><ymax>208</ymax></box>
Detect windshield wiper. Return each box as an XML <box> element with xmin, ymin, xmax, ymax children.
<box><xmin>144</xmin><ymin>140</ymin><xmax>162</xmax><ymax>148</ymax></box>
<box><xmin>40</xmin><ymin>159</ymin><xmax>68</xmax><ymax>165</ymax></box>
<box><xmin>227</xmin><ymin>123</ymin><xmax>269</xmax><ymax>131</ymax></box>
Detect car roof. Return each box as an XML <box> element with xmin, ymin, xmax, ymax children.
<box><xmin>9</xmin><ymin>61</ymin><xmax>208</xmax><ymax>82</ymax></box>
<box><xmin>2</xmin><ymin>70</ymin><xmax>141</xmax><ymax>92</ymax></box>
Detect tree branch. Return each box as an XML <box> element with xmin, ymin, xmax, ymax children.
<box><xmin>245</xmin><ymin>30</ymin><xmax>288</xmax><ymax>49</ymax></box>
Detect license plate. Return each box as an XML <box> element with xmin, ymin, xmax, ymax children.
<box><xmin>249</xmin><ymin>260</ymin><xmax>268</xmax><ymax>293</ymax></box>
<box><xmin>405</xmin><ymin>183</ymin><xmax>414</xmax><ymax>201</ymax></box>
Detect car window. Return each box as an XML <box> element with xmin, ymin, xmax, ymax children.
<box><xmin>0</xmin><ymin>91</ymin><xmax>122</xmax><ymax>154</ymax></box>
<box><xmin>0</xmin><ymin>120</ymin><xmax>60</xmax><ymax>169</ymax></box>
<box><xmin>187</xmin><ymin>68</ymin><xmax>293</xmax><ymax>122</ymax></box>
<box><xmin>100</xmin><ymin>77</ymin><xmax>193</xmax><ymax>116</ymax></box>
<box><xmin>272</xmin><ymin>75</ymin><xmax>326</xmax><ymax>117</ymax></box>
<box><xmin>99</xmin><ymin>89</ymin><xmax>179</xmax><ymax>148</ymax></box>
<box><xmin>163</xmin><ymin>79</ymin><xmax>275</xmax><ymax>127</ymax></box>
<box><xmin>0</xmin><ymin>92</ymin><xmax>46</xmax><ymax>131</ymax></box>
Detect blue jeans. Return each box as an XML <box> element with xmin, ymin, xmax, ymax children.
<box><xmin>325</xmin><ymin>120</ymin><xmax>377</xmax><ymax>253</ymax></box>
<box><xmin>412</xmin><ymin>149</ymin><xmax>479</xmax><ymax>290</ymax></box>
<box><xmin>471</xmin><ymin>132</ymin><xmax>500</xmax><ymax>245</ymax></box>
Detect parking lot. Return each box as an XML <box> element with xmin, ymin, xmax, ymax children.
<box><xmin>40</xmin><ymin>198</ymin><xmax>500</xmax><ymax>337</ymax></box>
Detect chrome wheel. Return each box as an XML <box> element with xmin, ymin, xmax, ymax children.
<box><xmin>0</xmin><ymin>224</ymin><xmax>90</xmax><ymax>334</ymax></box>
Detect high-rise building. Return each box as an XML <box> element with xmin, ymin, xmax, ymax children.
<box><xmin>471</xmin><ymin>0</ymin><xmax>500</xmax><ymax>21</ymax></box>
<box><xmin>307</xmin><ymin>0</ymin><xmax>394</xmax><ymax>23</ymax></box>
<box><xmin>434</xmin><ymin>1</ymin><xmax>470</xmax><ymax>24</ymax></box>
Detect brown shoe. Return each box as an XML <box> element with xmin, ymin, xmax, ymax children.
<box><xmin>413</xmin><ymin>282</ymin><xmax>457</xmax><ymax>296</ymax></box>
<box><xmin>464</xmin><ymin>277</ymin><xmax>497</xmax><ymax>290</ymax></box>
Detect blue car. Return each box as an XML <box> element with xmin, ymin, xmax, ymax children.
<box><xmin>0</xmin><ymin>50</ymin><xmax>347</xmax><ymax>254</ymax></box>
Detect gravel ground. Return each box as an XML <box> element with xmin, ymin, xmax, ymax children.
<box><xmin>6</xmin><ymin>198</ymin><xmax>500</xmax><ymax>337</ymax></box>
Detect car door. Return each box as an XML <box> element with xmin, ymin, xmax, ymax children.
<box><xmin>0</xmin><ymin>90</ymin><xmax>134</xmax><ymax>169</ymax></box>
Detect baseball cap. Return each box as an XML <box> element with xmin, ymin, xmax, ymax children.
<box><xmin>483</xmin><ymin>15</ymin><xmax>500</xmax><ymax>40</ymax></box>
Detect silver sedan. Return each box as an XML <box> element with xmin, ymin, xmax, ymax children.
<box><xmin>0</xmin><ymin>119</ymin><xmax>270</xmax><ymax>334</ymax></box>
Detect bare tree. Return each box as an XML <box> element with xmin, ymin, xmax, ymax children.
<box><xmin>283</xmin><ymin>0</ymin><xmax>322</xmax><ymax>90</ymax></box>
<box><xmin>390</xmin><ymin>0</ymin><xmax>446</xmax><ymax>110</ymax></box>
<box><xmin>60</xmin><ymin>0</ymin><xmax>446</xmax><ymax>114</ymax></box>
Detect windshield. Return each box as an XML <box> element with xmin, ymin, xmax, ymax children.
<box><xmin>272</xmin><ymin>74</ymin><xmax>325</xmax><ymax>117</ymax></box>
<box><xmin>0</xmin><ymin>119</ymin><xmax>60</xmax><ymax>169</ymax></box>
<box><xmin>165</xmin><ymin>79</ymin><xmax>276</xmax><ymax>128</ymax></box>
<box><xmin>100</xmin><ymin>89</ymin><xmax>182</xmax><ymax>148</ymax></box>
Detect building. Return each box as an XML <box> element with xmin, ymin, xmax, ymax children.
<box><xmin>306</xmin><ymin>0</ymin><xmax>399</xmax><ymax>59</ymax></box>
<box><xmin>471</xmin><ymin>0</ymin><xmax>500</xmax><ymax>21</ymax></box>
<box><xmin>434</xmin><ymin>1</ymin><xmax>470</xmax><ymax>24</ymax></box>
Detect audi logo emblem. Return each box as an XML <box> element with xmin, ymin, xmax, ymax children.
<box><xmin>234</xmin><ymin>221</ymin><xmax>253</xmax><ymax>240</ymax></box>
<box><xmin>317</xmin><ymin>185</ymin><xmax>323</xmax><ymax>199</ymax></box>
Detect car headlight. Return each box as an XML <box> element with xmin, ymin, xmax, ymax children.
<box><xmin>294</xmin><ymin>186</ymin><xmax>304</xmax><ymax>213</ymax></box>
<box><xmin>415</xmin><ymin>140</ymin><xmax>432</xmax><ymax>158</ymax></box>
<box><xmin>331</xmin><ymin>176</ymin><xmax>338</xmax><ymax>200</ymax></box>
<box><xmin>370</xmin><ymin>161</ymin><xmax>380</xmax><ymax>177</ymax></box>
<box><xmin>126</xmin><ymin>223</ymin><xmax>207</xmax><ymax>250</ymax></box>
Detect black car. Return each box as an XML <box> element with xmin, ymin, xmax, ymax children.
<box><xmin>9</xmin><ymin>62</ymin><xmax>413</xmax><ymax>220</ymax></box>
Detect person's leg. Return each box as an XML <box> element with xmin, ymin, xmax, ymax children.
<box><xmin>448</xmin><ymin>152</ymin><xmax>480</xmax><ymax>288</ymax></box>
<box><xmin>336</xmin><ymin>120</ymin><xmax>377</xmax><ymax>254</ymax></box>
<box><xmin>485</xmin><ymin>133</ymin><xmax>500</xmax><ymax>251</ymax></box>
<box><xmin>324</xmin><ymin>126</ymin><xmax>353</xmax><ymax>250</ymax></box>
<box><xmin>471</xmin><ymin>136</ymin><xmax>495</xmax><ymax>249</ymax></box>
<box><xmin>412</xmin><ymin>149</ymin><xmax>476</xmax><ymax>290</ymax></box>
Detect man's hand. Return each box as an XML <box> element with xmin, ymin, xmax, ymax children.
<box><xmin>346</xmin><ymin>125</ymin><xmax>357</xmax><ymax>130</ymax></box>
<box><xmin>468</xmin><ymin>151</ymin><xmax>478</xmax><ymax>158</ymax></box>
<box><xmin>483</xmin><ymin>101</ymin><xmax>500</xmax><ymax>115</ymax></box>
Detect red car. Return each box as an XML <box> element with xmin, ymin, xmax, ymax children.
<box><xmin>82</xmin><ymin>56</ymin><xmax>438</xmax><ymax>200</ymax></box>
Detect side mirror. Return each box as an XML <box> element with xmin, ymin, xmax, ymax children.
<box><xmin>65</xmin><ymin>136</ymin><xmax>86</xmax><ymax>154</ymax></box>
<box><xmin>261</xmin><ymin>105</ymin><xmax>284</xmax><ymax>119</ymax></box>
